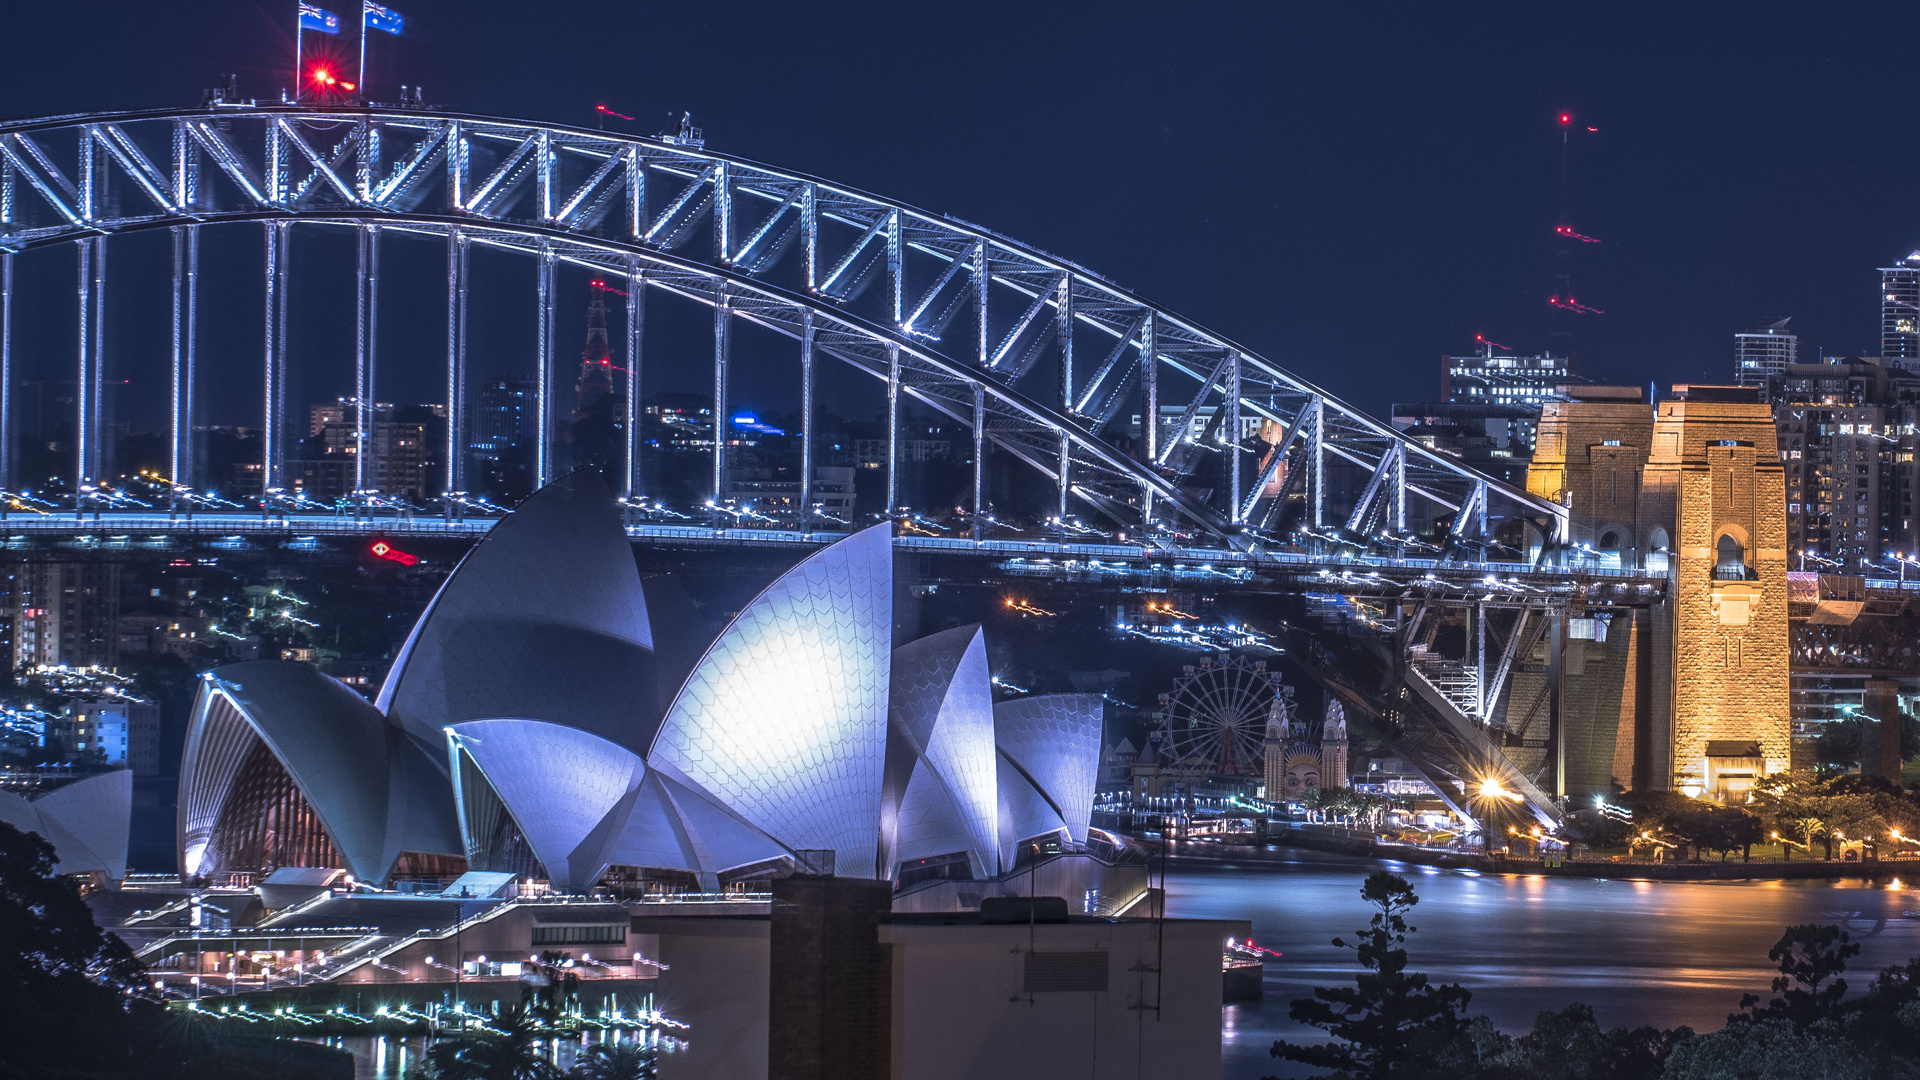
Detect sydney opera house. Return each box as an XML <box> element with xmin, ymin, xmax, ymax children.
<box><xmin>176</xmin><ymin>475</ymin><xmax>1103</xmax><ymax>895</ymax></box>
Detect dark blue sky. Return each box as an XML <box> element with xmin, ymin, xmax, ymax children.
<box><xmin>5</xmin><ymin>2</ymin><xmax>1920</xmax><ymax>422</ymax></box>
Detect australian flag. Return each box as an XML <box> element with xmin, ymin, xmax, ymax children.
<box><xmin>298</xmin><ymin>3</ymin><xmax>339</xmax><ymax>33</ymax></box>
<box><xmin>364</xmin><ymin>2</ymin><xmax>403</xmax><ymax>34</ymax></box>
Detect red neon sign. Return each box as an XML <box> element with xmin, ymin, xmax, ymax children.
<box><xmin>370</xmin><ymin>540</ymin><xmax>419</xmax><ymax>566</ymax></box>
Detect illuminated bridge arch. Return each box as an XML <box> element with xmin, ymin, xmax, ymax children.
<box><xmin>0</xmin><ymin>105</ymin><xmax>1567</xmax><ymax>555</ymax></box>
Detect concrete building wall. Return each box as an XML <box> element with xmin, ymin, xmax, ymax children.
<box><xmin>879</xmin><ymin>918</ymin><xmax>1244</xmax><ymax>1080</ymax></box>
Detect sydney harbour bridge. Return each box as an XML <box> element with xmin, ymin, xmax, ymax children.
<box><xmin>0</xmin><ymin>99</ymin><xmax>1671</xmax><ymax>826</ymax></box>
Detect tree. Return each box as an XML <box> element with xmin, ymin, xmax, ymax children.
<box><xmin>1734</xmin><ymin>924</ymin><xmax>1861</xmax><ymax>1027</ymax></box>
<box><xmin>1814</xmin><ymin>715</ymin><xmax>1920</xmax><ymax>770</ymax></box>
<box><xmin>1663</xmin><ymin>1018</ymin><xmax>1870</xmax><ymax>1080</ymax></box>
<box><xmin>419</xmin><ymin>1004</ymin><xmax>564</xmax><ymax>1080</ymax></box>
<box><xmin>1510</xmin><ymin>1003</ymin><xmax>1690</xmax><ymax>1080</ymax></box>
<box><xmin>568</xmin><ymin>1041</ymin><xmax>657</xmax><ymax>1080</ymax></box>
<box><xmin>1269</xmin><ymin>871</ymin><xmax>1473</xmax><ymax>1079</ymax></box>
<box><xmin>0</xmin><ymin>820</ymin><xmax>152</xmax><ymax>1076</ymax></box>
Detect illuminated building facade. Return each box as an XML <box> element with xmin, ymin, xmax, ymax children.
<box><xmin>1766</xmin><ymin>359</ymin><xmax>1920</xmax><ymax>572</ymax></box>
<box><xmin>1882</xmin><ymin>252</ymin><xmax>1920</xmax><ymax>367</ymax></box>
<box><xmin>1734</xmin><ymin>318</ymin><xmax>1797</xmax><ymax>387</ymax></box>
<box><xmin>1441</xmin><ymin>345</ymin><xmax>1571</xmax><ymax>408</ymax></box>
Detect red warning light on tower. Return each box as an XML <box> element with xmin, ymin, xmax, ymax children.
<box><xmin>370</xmin><ymin>540</ymin><xmax>419</xmax><ymax>566</ymax></box>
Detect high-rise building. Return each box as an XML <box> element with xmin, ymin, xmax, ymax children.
<box><xmin>1</xmin><ymin>562</ymin><xmax>121</xmax><ymax>670</ymax></box>
<box><xmin>1768</xmin><ymin>358</ymin><xmax>1920</xmax><ymax>572</ymax></box>
<box><xmin>1441</xmin><ymin>345</ymin><xmax>1571</xmax><ymax>408</ymax></box>
<box><xmin>1734</xmin><ymin>318</ymin><xmax>1797</xmax><ymax>387</ymax></box>
<box><xmin>290</xmin><ymin>398</ymin><xmax>441</xmax><ymax>499</ymax></box>
<box><xmin>472</xmin><ymin>378</ymin><xmax>538</xmax><ymax>460</ymax></box>
<box><xmin>1882</xmin><ymin>253</ymin><xmax>1920</xmax><ymax>367</ymax></box>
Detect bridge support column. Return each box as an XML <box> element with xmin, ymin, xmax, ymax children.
<box><xmin>1226</xmin><ymin>351</ymin><xmax>1242</xmax><ymax>525</ymax></box>
<box><xmin>535</xmin><ymin>243</ymin><xmax>555</xmax><ymax>488</ymax></box>
<box><xmin>885</xmin><ymin>342</ymin><xmax>899</xmax><ymax>515</ymax></box>
<box><xmin>713</xmin><ymin>283</ymin><xmax>730</xmax><ymax>514</ymax></box>
<box><xmin>0</xmin><ymin>249</ymin><xmax>11</xmax><ymax>496</ymax></box>
<box><xmin>1140</xmin><ymin>312</ymin><xmax>1157</xmax><ymax>527</ymax></box>
<box><xmin>799</xmin><ymin>311</ymin><xmax>815</xmax><ymax>528</ymax></box>
<box><xmin>354</xmin><ymin>225</ymin><xmax>380</xmax><ymax>496</ymax></box>
<box><xmin>74</xmin><ymin>239</ymin><xmax>92</xmax><ymax>515</ymax></box>
<box><xmin>445</xmin><ymin>228</ymin><xmax>468</xmax><ymax>500</ymax></box>
<box><xmin>972</xmin><ymin>383</ymin><xmax>986</xmax><ymax>541</ymax></box>
<box><xmin>263</xmin><ymin>223</ymin><xmax>289</xmax><ymax>504</ymax></box>
<box><xmin>1547</xmin><ymin>610</ymin><xmax>1565</xmax><ymax>799</ymax></box>
<box><xmin>623</xmin><ymin>258</ymin><xmax>644</xmax><ymax>503</ymax></box>
<box><xmin>170</xmin><ymin>226</ymin><xmax>199</xmax><ymax>508</ymax></box>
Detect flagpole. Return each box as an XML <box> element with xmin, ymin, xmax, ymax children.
<box><xmin>357</xmin><ymin>0</ymin><xmax>368</xmax><ymax>102</ymax></box>
<box><xmin>295</xmin><ymin>16</ymin><xmax>304</xmax><ymax>102</ymax></box>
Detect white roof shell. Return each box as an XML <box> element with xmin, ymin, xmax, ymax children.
<box><xmin>177</xmin><ymin>662</ymin><xmax>461</xmax><ymax>883</ymax></box>
<box><xmin>0</xmin><ymin>770</ymin><xmax>131</xmax><ymax>880</ymax></box>
<box><xmin>380</xmin><ymin>472</ymin><xmax>660</xmax><ymax>754</ymax></box>
<box><xmin>884</xmin><ymin>625</ymin><xmax>1002</xmax><ymax>879</ymax></box>
<box><xmin>994</xmin><ymin>695</ymin><xmax>1104</xmax><ymax>847</ymax></box>
<box><xmin>648</xmin><ymin>523</ymin><xmax>893</xmax><ymax>878</ymax></box>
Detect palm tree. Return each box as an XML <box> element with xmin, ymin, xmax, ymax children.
<box><xmin>420</xmin><ymin>1003</ymin><xmax>563</xmax><ymax>1080</ymax></box>
<box><xmin>569</xmin><ymin>1040</ymin><xmax>658</xmax><ymax>1080</ymax></box>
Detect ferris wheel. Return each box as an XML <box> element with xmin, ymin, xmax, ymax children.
<box><xmin>1156</xmin><ymin>655</ymin><xmax>1288</xmax><ymax>776</ymax></box>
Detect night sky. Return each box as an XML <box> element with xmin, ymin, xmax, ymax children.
<box><xmin>5</xmin><ymin>2</ymin><xmax>1920</xmax><ymax>428</ymax></box>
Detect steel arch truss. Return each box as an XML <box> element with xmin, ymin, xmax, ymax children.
<box><xmin>0</xmin><ymin>106</ymin><xmax>1567</xmax><ymax>553</ymax></box>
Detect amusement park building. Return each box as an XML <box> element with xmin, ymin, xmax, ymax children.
<box><xmin>176</xmin><ymin>474</ymin><xmax>1102</xmax><ymax>891</ymax></box>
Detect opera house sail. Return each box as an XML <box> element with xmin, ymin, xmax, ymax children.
<box><xmin>176</xmin><ymin>473</ymin><xmax>1104</xmax><ymax>895</ymax></box>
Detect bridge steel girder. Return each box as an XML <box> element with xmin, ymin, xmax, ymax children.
<box><xmin>0</xmin><ymin>106</ymin><xmax>1567</xmax><ymax>555</ymax></box>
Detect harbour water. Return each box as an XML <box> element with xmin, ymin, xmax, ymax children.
<box><xmin>1164</xmin><ymin>843</ymin><xmax>1920</xmax><ymax>1080</ymax></box>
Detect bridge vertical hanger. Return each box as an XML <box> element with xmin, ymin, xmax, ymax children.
<box><xmin>972</xmin><ymin>240</ymin><xmax>989</xmax><ymax>368</ymax></box>
<box><xmin>1056</xmin><ymin>276</ymin><xmax>1074</xmax><ymax>413</ymax></box>
<box><xmin>1310</xmin><ymin>397</ymin><xmax>1325</xmax><ymax>532</ymax></box>
<box><xmin>712</xmin><ymin>282</ymin><xmax>731</xmax><ymax>511</ymax></box>
<box><xmin>0</xmin><ymin>250</ymin><xmax>10</xmax><ymax>493</ymax></box>
<box><xmin>1141</xmin><ymin>312</ymin><xmax>1157</xmax><ymax>526</ymax></box>
<box><xmin>1392</xmin><ymin>441</ymin><xmax>1407</xmax><ymax>536</ymax></box>
<box><xmin>1226</xmin><ymin>352</ymin><xmax>1243</xmax><ymax>524</ymax></box>
<box><xmin>535</xmin><ymin>243</ymin><xmax>555</xmax><ymax>487</ymax></box>
<box><xmin>74</xmin><ymin>241</ymin><xmax>90</xmax><ymax>511</ymax></box>
<box><xmin>264</xmin><ymin>223</ymin><xmax>290</xmax><ymax>497</ymax></box>
<box><xmin>887</xmin><ymin>209</ymin><xmax>903</xmax><ymax>327</ymax></box>
<box><xmin>624</xmin><ymin>258</ymin><xmax>644</xmax><ymax>502</ymax></box>
<box><xmin>713</xmin><ymin>161</ymin><xmax>732</xmax><ymax>263</ymax></box>
<box><xmin>89</xmin><ymin>238</ymin><xmax>106</xmax><ymax>490</ymax></box>
<box><xmin>624</xmin><ymin>147</ymin><xmax>644</xmax><ymax>240</ymax></box>
<box><xmin>170</xmin><ymin>226</ymin><xmax>200</xmax><ymax>502</ymax></box>
<box><xmin>447</xmin><ymin>122</ymin><xmax>468</xmax><ymax>209</ymax></box>
<box><xmin>354</xmin><ymin>226</ymin><xmax>379</xmax><ymax>494</ymax></box>
<box><xmin>1056</xmin><ymin>432</ymin><xmax>1070</xmax><ymax>522</ymax></box>
<box><xmin>972</xmin><ymin>382</ymin><xmax>986</xmax><ymax>541</ymax></box>
<box><xmin>886</xmin><ymin>342</ymin><xmax>901</xmax><ymax>514</ymax></box>
<box><xmin>1475</xmin><ymin>601</ymin><xmax>1487</xmax><ymax>720</ymax></box>
<box><xmin>536</xmin><ymin>130</ymin><xmax>554</xmax><ymax>222</ymax></box>
<box><xmin>445</xmin><ymin>228</ymin><xmax>469</xmax><ymax>498</ymax></box>
<box><xmin>801</xmin><ymin>183</ymin><xmax>818</xmax><ymax>291</ymax></box>
<box><xmin>1547</xmin><ymin>611</ymin><xmax>1565</xmax><ymax>798</ymax></box>
<box><xmin>799</xmin><ymin>311</ymin><xmax>816</xmax><ymax>527</ymax></box>
<box><xmin>1</xmin><ymin>158</ymin><xmax>12</xmax><ymax>496</ymax></box>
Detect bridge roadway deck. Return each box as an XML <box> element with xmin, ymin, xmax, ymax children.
<box><xmin>0</xmin><ymin>510</ymin><xmax>1682</xmax><ymax>595</ymax></box>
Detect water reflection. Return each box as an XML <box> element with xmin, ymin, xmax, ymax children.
<box><xmin>312</xmin><ymin>1028</ymin><xmax>668</xmax><ymax>1079</ymax></box>
<box><xmin>1165</xmin><ymin>845</ymin><xmax>1920</xmax><ymax>1080</ymax></box>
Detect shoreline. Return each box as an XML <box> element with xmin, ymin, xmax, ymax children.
<box><xmin>1166</xmin><ymin>826</ymin><xmax>1919</xmax><ymax>882</ymax></box>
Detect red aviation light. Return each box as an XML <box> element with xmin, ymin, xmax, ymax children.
<box><xmin>370</xmin><ymin>540</ymin><xmax>419</xmax><ymax>566</ymax></box>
